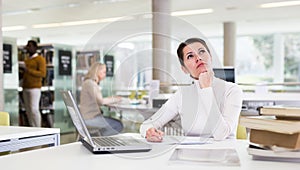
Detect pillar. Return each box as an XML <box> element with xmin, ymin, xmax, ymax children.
<box><xmin>223</xmin><ymin>22</ymin><xmax>236</xmax><ymax>67</ymax></box>
<box><xmin>0</xmin><ymin>0</ymin><xmax>4</xmax><ymax>110</ymax></box>
<box><xmin>152</xmin><ymin>0</ymin><xmax>171</xmax><ymax>92</ymax></box>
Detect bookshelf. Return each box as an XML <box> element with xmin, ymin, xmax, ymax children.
<box><xmin>18</xmin><ymin>43</ymin><xmax>76</xmax><ymax>133</ymax></box>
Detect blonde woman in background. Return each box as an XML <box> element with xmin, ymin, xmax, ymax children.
<box><xmin>80</xmin><ymin>62</ymin><xmax>122</xmax><ymax>136</ymax></box>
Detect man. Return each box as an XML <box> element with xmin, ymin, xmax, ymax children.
<box><xmin>22</xmin><ymin>40</ymin><xmax>46</xmax><ymax>127</ymax></box>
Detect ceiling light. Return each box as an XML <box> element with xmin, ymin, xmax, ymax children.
<box><xmin>98</xmin><ymin>17</ymin><xmax>124</xmax><ymax>23</ymax></box>
<box><xmin>32</xmin><ymin>23</ymin><xmax>62</xmax><ymax>28</ymax></box>
<box><xmin>2</xmin><ymin>26</ymin><xmax>27</xmax><ymax>31</ymax></box>
<box><xmin>142</xmin><ymin>13</ymin><xmax>153</xmax><ymax>19</ymax></box>
<box><xmin>171</xmin><ymin>9</ymin><xmax>214</xmax><ymax>16</ymax></box>
<box><xmin>62</xmin><ymin>19</ymin><xmax>99</xmax><ymax>26</ymax></box>
<box><xmin>67</xmin><ymin>3</ymin><xmax>80</xmax><ymax>8</ymax></box>
<box><xmin>32</xmin><ymin>17</ymin><xmax>128</xmax><ymax>29</ymax></box>
<box><xmin>117</xmin><ymin>42</ymin><xmax>135</xmax><ymax>49</ymax></box>
<box><xmin>93</xmin><ymin>0</ymin><xmax>128</xmax><ymax>4</ymax></box>
<box><xmin>260</xmin><ymin>1</ymin><xmax>300</xmax><ymax>8</ymax></box>
<box><xmin>2</xmin><ymin>9</ymin><xmax>33</xmax><ymax>16</ymax></box>
<box><xmin>33</xmin><ymin>20</ymin><xmax>100</xmax><ymax>28</ymax></box>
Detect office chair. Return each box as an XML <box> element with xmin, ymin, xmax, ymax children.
<box><xmin>236</xmin><ymin>124</ymin><xmax>247</xmax><ymax>139</ymax></box>
<box><xmin>0</xmin><ymin>112</ymin><xmax>10</xmax><ymax>156</ymax></box>
<box><xmin>0</xmin><ymin>111</ymin><xmax>10</xmax><ymax>126</ymax></box>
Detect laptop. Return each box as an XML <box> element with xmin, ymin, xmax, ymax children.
<box><xmin>61</xmin><ymin>90</ymin><xmax>151</xmax><ymax>154</ymax></box>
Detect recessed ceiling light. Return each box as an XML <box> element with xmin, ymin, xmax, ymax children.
<box><xmin>67</xmin><ymin>3</ymin><xmax>80</xmax><ymax>8</ymax></box>
<box><xmin>2</xmin><ymin>9</ymin><xmax>33</xmax><ymax>16</ymax></box>
<box><xmin>2</xmin><ymin>25</ymin><xmax>27</xmax><ymax>31</ymax></box>
<box><xmin>171</xmin><ymin>9</ymin><xmax>214</xmax><ymax>16</ymax></box>
<box><xmin>260</xmin><ymin>1</ymin><xmax>300</xmax><ymax>8</ymax></box>
<box><xmin>32</xmin><ymin>17</ymin><xmax>126</xmax><ymax>28</ymax></box>
<box><xmin>93</xmin><ymin>0</ymin><xmax>128</xmax><ymax>4</ymax></box>
<box><xmin>117</xmin><ymin>42</ymin><xmax>135</xmax><ymax>49</ymax></box>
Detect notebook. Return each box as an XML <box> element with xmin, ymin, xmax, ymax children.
<box><xmin>61</xmin><ymin>90</ymin><xmax>151</xmax><ymax>154</ymax></box>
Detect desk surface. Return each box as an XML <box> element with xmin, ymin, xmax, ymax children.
<box><xmin>0</xmin><ymin>126</ymin><xmax>60</xmax><ymax>152</ymax></box>
<box><xmin>0</xmin><ymin>138</ymin><xmax>299</xmax><ymax>170</ymax></box>
<box><xmin>0</xmin><ymin>126</ymin><xmax>60</xmax><ymax>141</ymax></box>
<box><xmin>106</xmin><ymin>100</ymin><xmax>158</xmax><ymax>111</ymax></box>
<box><xmin>106</xmin><ymin>101</ymin><xmax>159</xmax><ymax>120</ymax></box>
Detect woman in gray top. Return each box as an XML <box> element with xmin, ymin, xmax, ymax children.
<box><xmin>80</xmin><ymin>62</ymin><xmax>122</xmax><ymax>136</ymax></box>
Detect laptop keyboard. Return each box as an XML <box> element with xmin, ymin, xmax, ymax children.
<box><xmin>93</xmin><ymin>137</ymin><xmax>127</xmax><ymax>146</ymax></box>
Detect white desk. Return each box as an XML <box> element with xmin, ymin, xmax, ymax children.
<box><xmin>0</xmin><ymin>139</ymin><xmax>299</xmax><ymax>170</ymax></box>
<box><xmin>106</xmin><ymin>101</ymin><xmax>159</xmax><ymax>120</ymax></box>
<box><xmin>0</xmin><ymin>126</ymin><xmax>60</xmax><ymax>152</ymax></box>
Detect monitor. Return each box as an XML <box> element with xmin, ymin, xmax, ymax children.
<box><xmin>213</xmin><ymin>67</ymin><xmax>235</xmax><ymax>83</ymax></box>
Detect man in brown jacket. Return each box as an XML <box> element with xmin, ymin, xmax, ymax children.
<box><xmin>22</xmin><ymin>40</ymin><xmax>46</xmax><ymax>127</ymax></box>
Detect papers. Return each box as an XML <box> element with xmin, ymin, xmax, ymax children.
<box><xmin>169</xmin><ymin>148</ymin><xmax>240</xmax><ymax>166</ymax></box>
<box><xmin>147</xmin><ymin>136</ymin><xmax>213</xmax><ymax>145</ymax></box>
<box><xmin>247</xmin><ymin>144</ymin><xmax>300</xmax><ymax>163</ymax></box>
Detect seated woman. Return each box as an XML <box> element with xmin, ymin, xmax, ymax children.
<box><xmin>140</xmin><ymin>38</ymin><xmax>243</xmax><ymax>142</ymax></box>
<box><xmin>80</xmin><ymin>62</ymin><xmax>122</xmax><ymax>136</ymax></box>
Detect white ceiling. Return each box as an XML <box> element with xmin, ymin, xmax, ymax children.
<box><xmin>3</xmin><ymin>0</ymin><xmax>300</xmax><ymax>47</ymax></box>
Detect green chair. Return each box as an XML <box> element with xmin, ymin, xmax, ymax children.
<box><xmin>0</xmin><ymin>112</ymin><xmax>10</xmax><ymax>156</ymax></box>
<box><xmin>0</xmin><ymin>111</ymin><xmax>10</xmax><ymax>126</ymax></box>
<box><xmin>236</xmin><ymin>124</ymin><xmax>247</xmax><ymax>140</ymax></box>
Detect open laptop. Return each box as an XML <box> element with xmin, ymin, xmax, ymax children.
<box><xmin>61</xmin><ymin>90</ymin><xmax>151</xmax><ymax>154</ymax></box>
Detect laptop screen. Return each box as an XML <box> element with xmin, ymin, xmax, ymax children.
<box><xmin>61</xmin><ymin>90</ymin><xmax>94</xmax><ymax>144</ymax></box>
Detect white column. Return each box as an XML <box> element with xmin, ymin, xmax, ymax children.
<box><xmin>152</xmin><ymin>0</ymin><xmax>171</xmax><ymax>92</ymax></box>
<box><xmin>0</xmin><ymin>0</ymin><xmax>4</xmax><ymax>110</ymax></box>
<box><xmin>223</xmin><ymin>22</ymin><xmax>236</xmax><ymax>67</ymax></box>
<box><xmin>273</xmin><ymin>34</ymin><xmax>285</xmax><ymax>83</ymax></box>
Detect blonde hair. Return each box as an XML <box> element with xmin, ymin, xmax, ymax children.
<box><xmin>84</xmin><ymin>62</ymin><xmax>106</xmax><ymax>82</ymax></box>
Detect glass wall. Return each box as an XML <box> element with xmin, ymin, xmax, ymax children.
<box><xmin>98</xmin><ymin>32</ymin><xmax>300</xmax><ymax>94</ymax></box>
<box><xmin>209</xmin><ymin>33</ymin><xmax>300</xmax><ymax>92</ymax></box>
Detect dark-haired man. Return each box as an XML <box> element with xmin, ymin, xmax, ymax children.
<box><xmin>22</xmin><ymin>40</ymin><xmax>46</xmax><ymax>127</ymax></box>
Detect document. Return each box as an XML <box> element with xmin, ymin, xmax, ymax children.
<box><xmin>169</xmin><ymin>148</ymin><xmax>240</xmax><ymax>166</ymax></box>
<box><xmin>247</xmin><ymin>144</ymin><xmax>300</xmax><ymax>163</ymax></box>
<box><xmin>147</xmin><ymin>136</ymin><xmax>213</xmax><ymax>145</ymax></box>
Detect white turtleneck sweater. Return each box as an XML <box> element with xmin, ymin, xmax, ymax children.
<box><xmin>140</xmin><ymin>77</ymin><xmax>243</xmax><ymax>140</ymax></box>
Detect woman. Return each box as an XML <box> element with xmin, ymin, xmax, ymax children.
<box><xmin>140</xmin><ymin>38</ymin><xmax>243</xmax><ymax>142</ymax></box>
<box><xmin>80</xmin><ymin>62</ymin><xmax>122</xmax><ymax>136</ymax></box>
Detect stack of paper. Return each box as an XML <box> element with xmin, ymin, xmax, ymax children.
<box><xmin>169</xmin><ymin>148</ymin><xmax>240</xmax><ymax>166</ymax></box>
<box><xmin>240</xmin><ymin>105</ymin><xmax>300</xmax><ymax>162</ymax></box>
<box><xmin>247</xmin><ymin>144</ymin><xmax>300</xmax><ymax>163</ymax></box>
